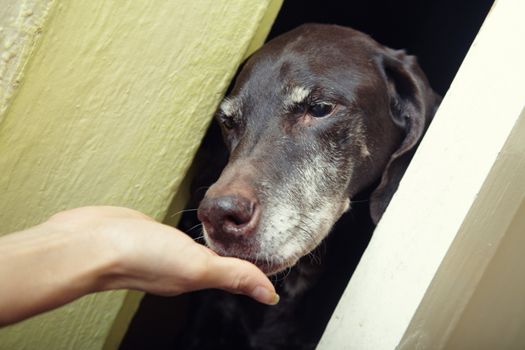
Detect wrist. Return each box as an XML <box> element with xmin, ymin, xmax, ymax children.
<box><xmin>86</xmin><ymin>220</ymin><xmax>146</xmax><ymax>293</ymax></box>
<box><xmin>39</xmin><ymin>218</ymin><xmax>124</xmax><ymax>295</ymax></box>
<box><xmin>0</xmin><ymin>219</ymin><xmax>123</xmax><ymax>325</ymax></box>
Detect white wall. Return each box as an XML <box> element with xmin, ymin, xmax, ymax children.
<box><xmin>445</xmin><ymin>199</ymin><xmax>525</xmax><ymax>350</ymax></box>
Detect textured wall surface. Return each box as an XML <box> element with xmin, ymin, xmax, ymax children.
<box><xmin>0</xmin><ymin>0</ymin><xmax>55</xmax><ymax>122</ymax></box>
<box><xmin>0</xmin><ymin>0</ymin><xmax>281</xmax><ymax>349</ymax></box>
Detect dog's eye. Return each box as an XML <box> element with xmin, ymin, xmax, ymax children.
<box><xmin>222</xmin><ymin>117</ymin><xmax>236</xmax><ymax>130</ymax></box>
<box><xmin>217</xmin><ymin>114</ymin><xmax>237</xmax><ymax>130</ymax></box>
<box><xmin>308</xmin><ymin>103</ymin><xmax>334</xmax><ymax>118</ymax></box>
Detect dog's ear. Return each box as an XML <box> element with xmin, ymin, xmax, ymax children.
<box><xmin>369</xmin><ymin>49</ymin><xmax>440</xmax><ymax>224</ymax></box>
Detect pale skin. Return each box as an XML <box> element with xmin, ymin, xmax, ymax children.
<box><xmin>0</xmin><ymin>206</ymin><xmax>279</xmax><ymax>326</ymax></box>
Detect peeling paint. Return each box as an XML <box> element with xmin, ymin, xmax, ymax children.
<box><xmin>0</xmin><ymin>0</ymin><xmax>56</xmax><ymax>123</ymax></box>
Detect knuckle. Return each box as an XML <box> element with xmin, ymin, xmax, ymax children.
<box><xmin>229</xmin><ymin>270</ymin><xmax>249</xmax><ymax>293</ymax></box>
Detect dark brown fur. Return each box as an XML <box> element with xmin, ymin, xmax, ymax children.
<box><xmin>181</xmin><ymin>24</ymin><xmax>439</xmax><ymax>349</ymax></box>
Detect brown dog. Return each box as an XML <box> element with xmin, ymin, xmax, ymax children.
<box><xmin>174</xmin><ymin>24</ymin><xmax>440</xmax><ymax>350</ymax></box>
<box><xmin>198</xmin><ymin>23</ymin><xmax>439</xmax><ymax>276</ymax></box>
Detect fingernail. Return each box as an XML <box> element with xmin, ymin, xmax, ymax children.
<box><xmin>252</xmin><ymin>286</ymin><xmax>280</xmax><ymax>305</ymax></box>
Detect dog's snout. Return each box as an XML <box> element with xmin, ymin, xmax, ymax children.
<box><xmin>198</xmin><ymin>194</ymin><xmax>260</xmax><ymax>242</ymax></box>
<box><xmin>212</xmin><ymin>195</ymin><xmax>256</xmax><ymax>229</ymax></box>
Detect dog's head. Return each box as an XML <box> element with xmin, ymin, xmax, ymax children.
<box><xmin>198</xmin><ymin>24</ymin><xmax>439</xmax><ymax>275</ymax></box>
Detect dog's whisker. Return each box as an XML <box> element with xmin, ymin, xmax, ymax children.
<box><xmin>280</xmin><ymin>267</ymin><xmax>292</xmax><ymax>281</ymax></box>
<box><xmin>306</xmin><ymin>250</ymin><xmax>322</xmax><ymax>265</ymax></box>
<box><xmin>272</xmin><ymin>265</ymin><xmax>292</xmax><ymax>283</ymax></box>
<box><xmin>311</xmin><ymin>253</ymin><xmax>322</xmax><ymax>266</ymax></box>
<box><xmin>192</xmin><ymin>234</ymin><xmax>205</xmax><ymax>242</ymax></box>
<box><xmin>186</xmin><ymin>223</ymin><xmax>203</xmax><ymax>234</ymax></box>
<box><xmin>169</xmin><ymin>208</ymin><xmax>198</xmax><ymax>218</ymax></box>
<box><xmin>316</xmin><ymin>240</ymin><xmax>328</xmax><ymax>256</ymax></box>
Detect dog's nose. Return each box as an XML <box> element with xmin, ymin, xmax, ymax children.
<box><xmin>198</xmin><ymin>194</ymin><xmax>260</xmax><ymax>241</ymax></box>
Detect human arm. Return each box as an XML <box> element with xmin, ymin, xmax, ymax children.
<box><xmin>0</xmin><ymin>206</ymin><xmax>278</xmax><ymax>326</ymax></box>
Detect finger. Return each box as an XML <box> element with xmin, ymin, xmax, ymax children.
<box><xmin>89</xmin><ymin>206</ymin><xmax>155</xmax><ymax>221</ymax></box>
<box><xmin>47</xmin><ymin>206</ymin><xmax>155</xmax><ymax>223</ymax></box>
<box><xmin>203</xmin><ymin>256</ymin><xmax>279</xmax><ymax>305</ymax></box>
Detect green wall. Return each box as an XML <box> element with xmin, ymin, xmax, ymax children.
<box><xmin>0</xmin><ymin>0</ymin><xmax>282</xmax><ymax>348</ymax></box>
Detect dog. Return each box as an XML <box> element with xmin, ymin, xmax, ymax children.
<box><xmin>198</xmin><ymin>23</ymin><xmax>439</xmax><ymax>274</ymax></box>
<box><xmin>176</xmin><ymin>23</ymin><xmax>440</xmax><ymax>349</ymax></box>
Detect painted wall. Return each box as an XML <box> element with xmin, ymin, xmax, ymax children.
<box><xmin>446</xmin><ymin>198</ymin><xmax>525</xmax><ymax>350</ymax></box>
<box><xmin>0</xmin><ymin>0</ymin><xmax>281</xmax><ymax>349</ymax></box>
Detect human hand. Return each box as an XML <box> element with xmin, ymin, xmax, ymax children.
<box><xmin>47</xmin><ymin>206</ymin><xmax>279</xmax><ymax>304</ymax></box>
<box><xmin>0</xmin><ymin>206</ymin><xmax>278</xmax><ymax>326</ymax></box>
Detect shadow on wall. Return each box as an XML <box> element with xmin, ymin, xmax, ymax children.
<box><xmin>120</xmin><ymin>1</ymin><xmax>493</xmax><ymax>349</ymax></box>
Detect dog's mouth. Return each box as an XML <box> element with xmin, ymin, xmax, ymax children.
<box><xmin>202</xmin><ymin>229</ymin><xmax>299</xmax><ymax>275</ymax></box>
<box><xmin>225</xmin><ymin>253</ymin><xmax>297</xmax><ymax>276</ymax></box>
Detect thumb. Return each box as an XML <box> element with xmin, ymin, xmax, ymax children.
<box><xmin>203</xmin><ymin>256</ymin><xmax>280</xmax><ymax>305</ymax></box>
